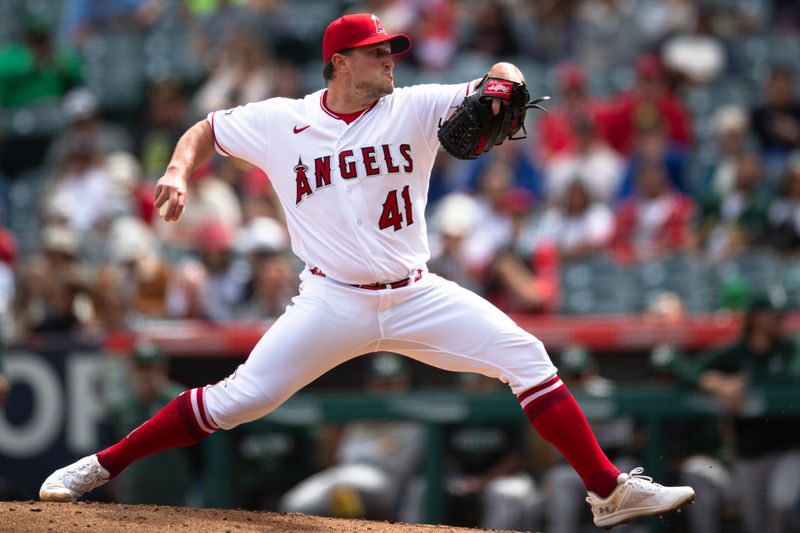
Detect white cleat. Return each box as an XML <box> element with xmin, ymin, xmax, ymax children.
<box><xmin>586</xmin><ymin>467</ymin><xmax>695</xmax><ymax>529</ymax></box>
<box><xmin>39</xmin><ymin>455</ymin><xmax>110</xmax><ymax>502</ymax></box>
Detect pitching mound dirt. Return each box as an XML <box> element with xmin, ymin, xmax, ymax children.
<box><xmin>0</xmin><ymin>501</ymin><xmax>521</xmax><ymax>532</ymax></box>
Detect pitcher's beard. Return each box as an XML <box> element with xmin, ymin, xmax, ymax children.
<box><xmin>354</xmin><ymin>78</ymin><xmax>393</xmax><ymax>103</ymax></box>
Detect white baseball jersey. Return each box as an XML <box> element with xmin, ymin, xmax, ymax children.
<box><xmin>208</xmin><ymin>83</ymin><xmax>470</xmax><ymax>285</ymax></box>
<box><xmin>197</xmin><ymin>82</ymin><xmax>557</xmax><ymax>437</ymax></box>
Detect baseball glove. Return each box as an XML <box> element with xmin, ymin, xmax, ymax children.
<box><xmin>437</xmin><ymin>76</ymin><xmax>549</xmax><ymax>160</ymax></box>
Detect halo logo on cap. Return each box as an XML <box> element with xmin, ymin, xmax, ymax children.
<box><xmin>371</xmin><ymin>14</ymin><xmax>385</xmax><ymax>34</ymax></box>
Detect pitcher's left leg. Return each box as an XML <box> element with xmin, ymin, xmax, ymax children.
<box><xmin>383</xmin><ymin>274</ymin><xmax>619</xmax><ymax>492</ymax></box>
<box><xmin>382</xmin><ymin>274</ymin><xmax>694</xmax><ymax>528</ymax></box>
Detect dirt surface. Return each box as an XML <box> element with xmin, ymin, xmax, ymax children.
<box><xmin>0</xmin><ymin>501</ymin><xmax>524</xmax><ymax>533</ymax></box>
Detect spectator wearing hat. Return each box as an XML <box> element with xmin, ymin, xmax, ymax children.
<box><xmin>46</xmin><ymin>87</ymin><xmax>133</xmax><ymax>168</ymax></box>
<box><xmin>235</xmin><ymin>217</ymin><xmax>297</xmax><ymax>320</ymax></box>
<box><xmin>105</xmin><ymin>341</ymin><xmax>193</xmax><ymax>505</ymax></box>
<box><xmin>683</xmin><ymin>295</ymin><xmax>800</xmax><ymax>533</ymax></box>
<box><xmin>701</xmin><ymin>106</ymin><xmax>754</xmax><ymax>197</ymax></box>
<box><xmin>428</xmin><ymin>193</ymin><xmax>484</xmax><ymax>293</ymax></box>
<box><xmin>79</xmin><ymin>154</ymin><xmax>152</xmax><ymax>267</ymax></box>
<box><xmin>92</xmin><ymin>216</ymin><xmax>171</xmax><ymax>330</ymax></box>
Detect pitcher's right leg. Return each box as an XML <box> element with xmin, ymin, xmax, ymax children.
<box><xmin>40</xmin><ymin>276</ymin><xmax>380</xmax><ymax>501</ymax></box>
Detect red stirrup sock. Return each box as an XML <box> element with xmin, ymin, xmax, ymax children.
<box><xmin>96</xmin><ymin>387</ymin><xmax>218</xmax><ymax>477</ymax></box>
<box><xmin>518</xmin><ymin>376</ymin><xmax>620</xmax><ymax>498</ymax></box>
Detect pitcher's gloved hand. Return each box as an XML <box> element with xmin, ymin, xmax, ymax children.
<box><xmin>437</xmin><ymin>76</ymin><xmax>549</xmax><ymax>160</ymax></box>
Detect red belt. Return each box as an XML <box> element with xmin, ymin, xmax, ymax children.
<box><xmin>310</xmin><ymin>267</ymin><xmax>423</xmax><ymax>290</ymax></box>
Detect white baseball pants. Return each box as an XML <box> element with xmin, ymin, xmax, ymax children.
<box><xmin>205</xmin><ymin>270</ymin><xmax>557</xmax><ymax>429</ymax></box>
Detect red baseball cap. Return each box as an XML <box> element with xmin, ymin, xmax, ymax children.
<box><xmin>322</xmin><ymin>13</ymin><xmax>411</xmax><ymax>63</ymax></box>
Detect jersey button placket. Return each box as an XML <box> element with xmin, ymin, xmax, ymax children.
<box><xmin>331</xmin><ymin>137</ymin><xmax>380</xmax><ymax>280</ymax></box>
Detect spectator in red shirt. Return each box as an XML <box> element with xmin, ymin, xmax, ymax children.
<box><xmin>608</xmin><ymin>54</ymin><xmax>693</xmax><ymax>155</ymax></box>
<box><xmin>536</xmin><ymin>63</ymin><xmax>614</xmax><ymax>164</ymax></box>
<box><xmin>612</xmin><ymin>161</ymin><xmax>696</xmax><ymax>264</ymax></box>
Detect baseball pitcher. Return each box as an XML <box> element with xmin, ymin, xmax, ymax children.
<box><xmin>40</xmin><ymin>13</ymin><xmax>694</xmax><ymax>528</ymax></box>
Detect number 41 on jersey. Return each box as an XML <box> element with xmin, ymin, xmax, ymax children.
<box><xmin>379</xmin><ymin>185</ymin><xmax>414</xmax><ymax>231</ymax></box>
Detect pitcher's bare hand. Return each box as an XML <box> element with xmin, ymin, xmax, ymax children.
<box><xmin>154</xmin><ymin>168</ymin><xmax>188</xmax><ymax>222</ymax></box>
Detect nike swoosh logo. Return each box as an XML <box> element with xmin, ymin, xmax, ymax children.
<box><xmin>293</xmin><ymin>125</ymin><xmax>310</xmax><ymax>134</ymax></box>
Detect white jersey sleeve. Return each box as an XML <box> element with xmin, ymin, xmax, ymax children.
<box><xmin>398</xmin><ymin>82</ymin><xmax>472</xmax><ymax>153</ymax></box>
<box><xmin>206</xmin><ymin>100</ymin><xmax>276</xmax><ymax>167</ymax></box>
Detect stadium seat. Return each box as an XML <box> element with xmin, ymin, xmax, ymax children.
<box><xmin>80</xmin><ymin>30</ymin><xmax>147</xmax><ymax>108</ymax></box>
<box><xmin>7</xmin><ymin>168</ymin><xmax>49</xmax><ymax>257</ymax></box>
<box><xmin>559</xmin><ymin>254</ymin><xmax>637</xmax><ymax>315</ymax></box>
<box><xmin>635</xmin><ymin>253</ymin><xmax>714</xmax><ymax>314</ymax></box>
<box><xmin>714</xmin><ymin>249</ymin><xmax>781</xmax><ymax>306</ymax></box>
<box><xmin>779</xmin><ymin>259</ymin><xmax>800</xmax><ymax>310</ymax></box>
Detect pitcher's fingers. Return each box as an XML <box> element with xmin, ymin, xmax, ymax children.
<box><xmin>154</xmin><ymin>185</ymin><xmax>170</xmax><ymax>208</ymax></box>
<box><xmin>173</xmin><ymin>192</ymin><xmax>186</xmax><ymax>220</ymax></box>
<box><xmin>492</xmin><ymin>99</ymin><xmax>501</xmax><ymax>116</ymax></box>
<box><xmin>165</xmin><ymin>190</ymin><xmax>180</xmax><ymax>221</ymax></box>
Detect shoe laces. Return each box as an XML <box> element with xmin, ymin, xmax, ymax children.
<box><xmin>63</xmin><ymin>460</ymin><xmax>103</xmax><ymax>487</ymax></box>
<box><xmin>626</xmin><ymin>467</ymin><xmax>662</xmax><ymax>489</ymax></box>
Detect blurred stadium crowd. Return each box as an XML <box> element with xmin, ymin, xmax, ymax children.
<box><xmin>2</xmin><ymin>0</ymin><xmax>800</xmax><ymax>531</ymax></box>
<box><xmin>2</xmin><ymin>0</ymin><xmax>800</xmax><ymax>337</ymax></box>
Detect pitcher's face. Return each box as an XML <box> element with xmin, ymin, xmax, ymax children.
<box><xmin>346</xmin><ymin>43</ymin><xmax>395</xmax><ymax>99</ymax></box>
